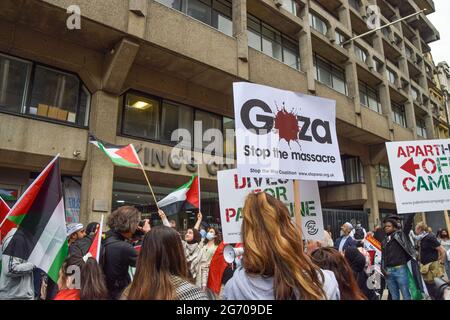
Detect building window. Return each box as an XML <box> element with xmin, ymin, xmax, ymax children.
<box><xmin>0</xmin><ymin>52</ymin><xmax>90</xmax><ymax>127</ymax></box>
<box><xmin>247</xmin><ymin>14</ymin><xmax>300</xmax><ymax>70</ymax></box>
<box><xmin>411</xmin><ymin>86</ymin><xmax>420</xmax><ymax>103</ymax></box>
<box><xmin>354</xmin><ymin>45</ymin><xmax>367</xmax><ymax>64</ymax></box>
<box><xmin>392</xmin><ymin>102</ymin><xmax>407</xmax><ymax>127</ymax></box>
<box><xmin>156</xmin><ymin>0</ymin><xmax>233</xmax><ymax>36</ymax></box>
<box><xmin>359</xmin><ymin>81</ymin><xmax>381</xmax><ymax>113</ymax></box>
<box><xmin>123</xmin><ymin>94</ymin><xmax>161</xmax><ymax>141</ymax></box>
<box><xmin>195</xmin><ymin>109</ymin><xmax>222</xmax><ymax>152</ymax></box>
<box><xmin>309</xmin><ymin>12</ymin><xmax>328</xmax><ymax>35</ymax></box>
<box><xmin>373</xmin><ymin>58</ymin><xmax>383</xmax><ymax>73</ymax></box>
<box><xmin>335</xmin><ymin>30</ymin><xmax>346</xmax><ymax>46</ymax></box>
<box><xmin>223</xmin><ymin>117</ymin><xmax>235</xmax><ymax>159</ymax></box>
<box><xmin>405</xmin><ymin>46</ymin><xmax>413</xmax><ymax>60</ymax></box>
<box><xmin>342</xmin><ymin>155</ymin><xmax>364</xmax><ymax>184</ymax></box>
<box><xmin>382</xmin><ymin>27</ymin><xmax>391</xmax><ymax>39</ymax></box>
<box><xmin>281</xmin><ymin>0</ymin><xmax>297</xmax><ymax>16</ymax></box>
<box><xmin>160</xmin><ymin>101</ymin><xmax>193</xmax><ymax>146</ymax></box>
<box><xmin>416</xmin><ymin>118</ymin><xmax>427</xmax><ymax>138</ymax></box>
<box><xmin>376</xmin><ymin>164</ymin><xmax>393</xmax><ymax>189</ymax></box>
<box><xmin>0</xmin><ymin>54</ymin><xmax>31</xmax><ymax>114</ymax></box>
<box><xmin>313</xmin><ymin>53</ymin><xmax>347</xmax><ymax>95</ymax></box>
<box><xmin>122</xmin><ymin>91</ymin><xmax>233</xmax><ymax>155</ymax></box>
<box><xmin>387</xmin><ymin>68</ymin><xmax>396</xmax><ymax>85</ymax></box>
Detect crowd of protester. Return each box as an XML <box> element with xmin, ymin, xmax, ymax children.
<box><xmin>0</xmin><ymin>191</ymin><xmax>449</xmax><ymax>300</ymax></box>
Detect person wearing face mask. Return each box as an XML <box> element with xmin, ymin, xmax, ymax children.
<box><xmin>196</xmin><ymin>227</ymin><xmax>221</xmax><ymax>290</ymax></box>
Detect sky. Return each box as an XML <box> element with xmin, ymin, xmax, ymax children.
<box><xmin>428</xmin><ymin>0</ymin><xmax>450</xmax><ymax>64</ymax></box>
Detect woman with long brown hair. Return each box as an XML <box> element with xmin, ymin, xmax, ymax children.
<box><xmin>311</xmin><ymin>247</ymin><xmax>366</xmax><ymax>300</ymax></box>
<box><xmin>54</xmin><ymin>255</ymin><xmax>108</xmax><ymax>300</ymax></box>
<box><xmin>124</xmin><ymin>226</ymin><xmax>209</xmax><ymax>300</ymax></box>
<box><xmin>222</xmin><ymin>192</ymin><xmax>340</xmax><ymax>300</ymax></box>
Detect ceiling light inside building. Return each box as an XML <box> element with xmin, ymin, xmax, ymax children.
<box><xmin>117</xmin><ymin>200</ymin><xmax>125</xmax><ymax>203</ymax></box>
<box><xmin>130</xmin><ymin>101</ymin><xmax>152</xmax><ymax>110</ymax></box>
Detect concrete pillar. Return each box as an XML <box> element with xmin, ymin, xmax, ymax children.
<box><xmin>404</xmin><ymin>100</ymin><xmax>417</xmax><ymax>138</ymax></box>
<box><xmin>338</xmin><ymin>2</ymin><xmax>351</xmax><ymax>31</ymax></box>
<box><xmin>344</xmin><ymin>53</ymin><xmax>362</xmax><ymax>127</ymax></box>
<box><xmin>80</xmin><ymin>91</ymin><xmax>119</xmax><ymax>225</ymax></box>
<box><xmin>299</xmin><ymin>1</ymin><xmax>315</xmax><ymax>94</ymax></box>
<box><xmin>425</xmin><ymin>112</ymin><xmax>435</xmax><ymax>139</ymax></box>
<box><xmin>233</xmin><ymin>0</ymin><xmax>249</xmax><ymax>80</ymax></box>
<box><xmin>363</xmin><ymin>164</ymin><xmax>379</xmax><ymax>230</ymax></box>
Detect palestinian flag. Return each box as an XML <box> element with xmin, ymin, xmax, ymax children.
<box><xmin>2</xmin><ymin>155</ymin><xmax>68</xmax><ymax>283</ymax></box>
<box><xmin>86</xmin><ymin>214</ymin><xmax>103</xmax><ymax>262</ymax></box>
<box><xmin>89</xmin><ymin>134</ymin><xmax>141</xmax><ymax>167</ymax></box>
<box><xmin>0</xmin><ymin>189</ymin><xmax>17</xmax><ymax>202</ymax></box>
<box><xmin>0</xmin><ymin>197</ymin><xmax>11</xmax><ymax>240</ymax></box>
<box><xmin>157</xmin><ymin>175</ymin><xmax>199</xmax><ymax>214</ymax></box>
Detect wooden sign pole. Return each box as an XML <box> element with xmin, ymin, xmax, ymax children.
<box><xmin>293</xmin><ymin>180</ymin><xmax>302</xmax><ymax>235</ymax></box>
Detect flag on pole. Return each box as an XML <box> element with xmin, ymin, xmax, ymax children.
<box><xmin>89</xmin><ymin>134</ymin><xmax>141</xmax><ymax>167</ymax></box>
<box><xmin>86</xmin><ymin>214</ymin><xmax>104</xmax><ymax>263</ymax></box>
<box><xmin>2</xmin><ymin>155</ymin><xmax>68</xmax><ymax>283</ymax></box>
<box><xmin>0</xmin><ymin>189</ymin><xmax>17</xmax><ymax>202</ymax></box>
<box><xmin>157</xmin><ymin>175</ymin><xmax>199</xmax><ymax>215</ymax></box>
<box><xmin>0</xmin><ymin>197</ymin><xmax>10</xmax><ymax>231</ymax></box>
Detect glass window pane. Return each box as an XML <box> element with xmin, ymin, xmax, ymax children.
<box><xmin>212</xmin><ymin>12</ymin><xmax>233</xmax><ymax>36</ymax></box>
<box><xmin>248</xmin><ymin>29</ymin><xmax>261</xmax><ymax>51</ymax></box>
<box><xmin>186</xmin><ymin>0</ymin><xmax>212</xmax><ymax>25</ymax></box>
<box><xmin>0</xmin><ymin>54</ymin><xmax>31</xmax><ymax>114</ymax></box>
<box><xmin>156</xmin><ymin>0</ymin><xmax>182</xmax><ymax>10</ymax></box>
<box><xmin>248</xmin><ymin>14</ymin><xmax>260</xmax><ymax>32</ymax></box>
<box><xmin>359</xmin><ymin>89</ymin><xmax>367</xmax><ymax>105</ymax></box>
<box><xmin>29</xmin><ymin>66</ymin><xmax>80</xmax><ymax>122</ymax></box>
<box><xmin>262</xmin><ymin>37</ymin><xmax>282</xmax><ymax>61</ymax></box>
<box><xmin>283</xmin><ymin>47</ymin><xmax>299</xmax><ymax>70</ymax></box>
<box><xmin>223</xmin><ymin>117</ymin><xmax>235</xmax><ymax>159</ymax></box>
<box><xmin>332</xmin><ymin>75</ymin><xmax>346</xmax><ymax>94</ymax></box>
<box><xmin>281</xmin><ymin>0</ymin><xmax>296</xmax><ymax>15</ymax></box>
<box><xmin>161</xmin><ymin>101</ymin><xmax>193</xmax><ymax>146</ymax></box>
<box><xmin>195</xmin><ymin>110</ymin><xmax>221</xmax><ymax>151</ymax></box>
<box><xmin>123</xmin><ymin>94</ymin><xmax>160</xmax><ymax>140</ymax></box>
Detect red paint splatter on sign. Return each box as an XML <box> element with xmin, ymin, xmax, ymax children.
<box><xmin>274</xmin><ymin>107</ymin><xmax>300</xmax><ymax>146</ymax></box>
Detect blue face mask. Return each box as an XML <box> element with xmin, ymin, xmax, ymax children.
<box><xmin>206</xmin><ymin>232</ymin><xmax>216</xmax><ymax>241</ymax></box>
<box><xmin>200</xmin><ymin>229</ymin><xmax>207</xmax><ymax>239</ymax></box>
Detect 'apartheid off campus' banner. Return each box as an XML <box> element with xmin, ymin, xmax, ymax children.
<box><xmin>233</xmin><ymin>82</ymin><xmax>344</xmax><ymax>182</ymax></box>
<box><xmin>386</xmin><ymin>139</ymin><xmax>450</xmax><ymax>213</ymax></box>
<box><xmin>217</xmin><ymin>169</ymin><xmax>324</xmax><ymax>244</ymax></box>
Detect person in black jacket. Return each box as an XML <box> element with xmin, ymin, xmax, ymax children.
<box><xmin>381</xmin><ymin>213</ymin><xmax>419</xmax><ymax>300</ymax></box>
<box><xmin>69</xmin><ymin>222</ymin><xmax>100</xmax><ymax>258</ymax></box>
<box><xmin>100</xmin><ymin>206</ymin><xmax>150</xmax><ymax>300</ymax></box>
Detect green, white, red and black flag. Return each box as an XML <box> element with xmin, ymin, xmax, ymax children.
<box><xmin>86</xmin><ymin>214</ymin><xmax>103</xmax><ymax>263</ymax></box>
<box><xmin>89</xmin><ymin>134</ymin><xmax>141</xmax><ymax>167</ymax></box>
<box><xmin>0</xmin><ymin>189</ymin><xmax>17</xmax><ymax>202</ymax></box>
<box><xmin>1</xmin><ymin>155</ymin><xmax>68</xmax><ymax>283</ymax></box>
<box><xmin>0</xmin><ymin>198</ymin><xmax>11</xmax><ymax>240</ymax></box>
<box><xmin>157</xmin><ymin>175</ymin><xmax>200</xmax><ymax>214</ymax></box>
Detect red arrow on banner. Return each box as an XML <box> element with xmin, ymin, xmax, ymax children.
<box><xmin>400</xmin><ymin>157</ymin><xmax>420</xmax><ymax>177</ymax></box>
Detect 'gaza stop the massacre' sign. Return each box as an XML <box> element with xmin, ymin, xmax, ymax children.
<box><xmin>218</xmin><ymin>169</ymin><xmax>325</xmax><ymax>244</ymax></box>
<box><xmin>386</xmin><ymin>139</ymin><xmax>450</xmax><ymax>213</ymax></box>
<box><xmin>233</xmin><ymin>82</ymin><xmax>344</xmax><ymax>181</ymax></box>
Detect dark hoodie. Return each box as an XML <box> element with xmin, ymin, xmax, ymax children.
<box><xmin>344</xmin><ymin>247</ymin><xmax>377</xmax><ymax>300</ymax></box>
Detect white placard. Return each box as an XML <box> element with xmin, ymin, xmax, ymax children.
<box><xmin>386</xmin><ymin>139</ymin><xmax>450</xmax><ymax>213</ymax></box>
<box><xmin>218</xmin><ymin>169</ymin><xmax>324</xmax><ymax>243</ymax></box>
<box><xmin>233</xmin><ymin>82</ymin><xmax>344</xmax><ymax>181</ymax></box>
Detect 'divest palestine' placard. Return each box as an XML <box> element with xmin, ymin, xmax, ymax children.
<box><xmin>218</xmin><ymin>169</ymin><xmax>324</xmax><ymax>244</ymax></box>
<box><xmin>233</xmin><ymin>82</ymin><xmax>344</xmax><ymax>182</ymax></box>
<box><xmin>386</xmin><ymin>139</ymin><xmax>450</xmax><ymax>213</ymax></box>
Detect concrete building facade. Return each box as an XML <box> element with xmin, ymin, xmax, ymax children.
<box><xmin>0</xmin><ymin>0</ymin><xmax>448</xmax><ymax>237</ymax></box>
